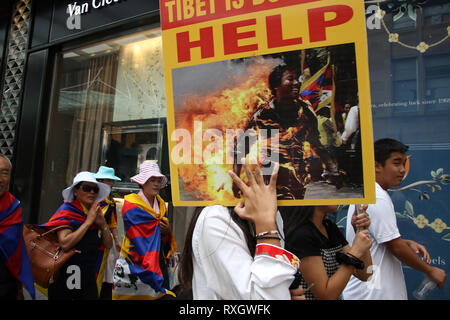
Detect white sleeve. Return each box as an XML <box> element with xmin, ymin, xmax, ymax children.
<box><xmin>194</xmin><ymin>206</ymin><xmax>298</xmax><ymax>300</ymax></box>
<box><xmin>367</xmin><ymin>197</ymin><xmax>401</xmax><ymax>244</ymax></box>
<box><xmin>341</xmin><ymin>106</ymin><xmax>359</xmax><ymax>142</ymax></box>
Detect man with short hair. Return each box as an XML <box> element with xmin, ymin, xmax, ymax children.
<box><xmin>343</xmin><ymin>138</ymin><xmax>446</xmax><ymax>299</ymax></box>
<box><xmin>0</xmin><ymin>154</ymin><xmax>35</xmax><ymax>299</ymax></box>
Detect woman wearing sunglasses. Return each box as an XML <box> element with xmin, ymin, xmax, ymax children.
<box><xmin>44</xmin><ymin>171</ymin><xmax>113</xmax><ymax>300</ymax></box>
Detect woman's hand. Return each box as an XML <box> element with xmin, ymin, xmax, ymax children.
<box><xmin>348</xmin><ymin>229</ymin><xmax>372</xmax><ymax>259</ymax></box>
<box><xmin>91</xmin><ymin>204</ymin><xmax>113</xmax><ymax>249</ymax></box>
<box><xmin>351</xmin><ymin>204</ymin><xmax>370</xmax><ymax>232</ymax></box>
<box><xmin>92</xmin><ymin>202</ymin><xmax>107</xmax><ymax>228</ymax></box>
<box><xmin>86</xmin><ymin>201</ymin><xmax>100</xmax><ymax>226</ymax></box>
<box><xmin>160</xmin><ymin>220</ymin><xmax>170</xmax><ymax>236</ymax></box>
<box><xmin>228</xmin><ymin>160</ymin><xmax>279</xmax><ymax>234</ymax></box>
<box><xmin>290</xmin><ymin>286</ymin><xmax>306</xmax><ymax>300</ymax></box>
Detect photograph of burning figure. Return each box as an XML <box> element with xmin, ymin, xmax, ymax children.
<box><xmin>232</xmin><ymin>63</ymin><xmax>342</xmax><ymax>200</ymax></box>
<box><xmin>171</xmin><ymin>44</ymin><xmax>364</xmax><ymax>202</ymax></box>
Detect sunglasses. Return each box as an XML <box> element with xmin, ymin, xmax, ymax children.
<box><xmin>80</xmin><ymin>184</ymin><xmax>99</xmax><ymax>193</ymax></box>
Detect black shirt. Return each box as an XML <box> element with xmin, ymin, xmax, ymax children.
<box><xmin>285</xmin><ymin>219</ymin><xmax>348</xmax><ymax>300</ymax></box>
<box><xmin>0</xmin><ymin>257</ymin><xmax>18</xmax><ymax>299</ymax></box>
<box><xmin>48</xmin><ymin>228</ymin><xmax>102</xmax><ymax>300</ymax></box>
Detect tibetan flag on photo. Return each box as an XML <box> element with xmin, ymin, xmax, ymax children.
<box><xmin>0</xmin><ymin>191</ymin><xmax>35</xmax><ymax>299</ymax></box>
<box><xmin>112</xmin><ymin>193</ymin><xmax>177</xmax><ymax>300</ymax></box>
<box><xmin>316</xmin><ymin>64</ymin><xmax>334</xmax><ymax>113</ymax></box>
<box><xmin>300</xmin><ymin>55</ymin><xmax>332</xmax><ymax>111</ymax></box>
<box><xmin>300</xmin><ymin>50</ymin><xmax>311</xmax><ymax>83</ymax></box>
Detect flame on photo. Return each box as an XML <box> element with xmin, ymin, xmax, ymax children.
<box><xmin>174</xmin><ymin>59</ymin><xmax>280</xmax><ymax>201</ymax></box>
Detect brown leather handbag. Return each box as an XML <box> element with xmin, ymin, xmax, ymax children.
<box><xmin>23</xmin><ymin>224</ymin><xmax>81</xmax><ymax>288</ymax></box>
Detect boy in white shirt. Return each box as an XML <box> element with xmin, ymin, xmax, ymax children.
<box><xmin>343</xmin><ymin>138</ymin><xmax>446</xmax><ymax>299</ymax></box>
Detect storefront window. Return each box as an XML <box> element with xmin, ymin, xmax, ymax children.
<box><xmin>392</xmin><ymin>13</ymin><xmax>416</xmax><ymax>30</ymax></box>
<box><xmin>38</xmin><ymin>27</ymin><xmax>167</xmax><ymax>223</ymax></box>
<box><xmin>392</xmin><ymin>57</ymin><xmax>417</xmax><ymax>112</ymax></box>
<box><xmin>423</xmin><ymin>3</ymin><xmax>450</xmax><ymax>26</ymax></box>
<box><xmin>424</xmin><ymin>53</ymin><xmax>450</xmax><ymax>111</ymax></box>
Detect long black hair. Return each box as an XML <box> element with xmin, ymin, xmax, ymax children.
<box><xmin>177</xmin><ymin>206</ymin><xmax>256</xmax><ymax>294</ymax></box>
<box><xmin>279</xmin><ymin>206</ymin><xmax>315</xmax><ymax>252</ymax></box>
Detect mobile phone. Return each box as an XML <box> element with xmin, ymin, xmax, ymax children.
<box><xmin>289</xmin><ymin>271</ymin><xmax>302</xmax><ymax>289</ymax></box>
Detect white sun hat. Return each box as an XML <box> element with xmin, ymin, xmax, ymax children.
<box><xmin>62</xmin><ymin>171</ymin><xmax>111</xmax><ymax>202</ymax></box>
<box><xmin>130</xmin><ymin>160</ymin><xmax>168</xmax><ymax>188</ymax></box>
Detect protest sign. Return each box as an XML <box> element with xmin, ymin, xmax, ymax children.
<box><xmin>160</xmin><ymin>0</ymin><xmax>375</xmax><ymax>206</ymax></box>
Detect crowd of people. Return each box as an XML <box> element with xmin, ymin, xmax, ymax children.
<box><xmin>0</xmin><ymin>159</ymin><xmax>178</xmax><ymax>300</ymax></box>
<box><xmin>0</xmin><ymin>60</ymin><xmax>447</xmax><ymax>301</ymax></box>
<box><xmin>1</xmin><ymin>136</ymin><xmax>446</xmax><ymax>301</ymax></box>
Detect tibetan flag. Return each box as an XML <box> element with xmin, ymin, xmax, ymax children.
<box><xmin>317</xmin><ymin>64</ymin><xmax>340</xmax><ymax>135</ymax></box>
<box><xmin>112</xmin><ymin>193</ymin><xmax>177</xmax><ymax>300</ymax></box>
<box><xmin>99</xmin><ymin>196</ymin><xmax>118</xmax><ymax>229</ymax></box>
<box><xmin>0</xmin><ymin>191</ymin><xmax>35</xmax><ymax>299</ymax></box>
<box><xmin>316</xmin><ymin>64</ymin><xmax>334</xmax><ymax>113</ymax></box>
<box><xmin>314</xmin><ymin>64</ymin><xmax>341</xmax><ymax>145</ymax></box>
<box><xmin>94</xmin><ymin>243</ymin><xmax>109</xmax><ymax>296</ymax></box>
<box><xmin>300</xmin><ymin>50</ymin><xmax>311</xmax><ymax>83</ymax></box>
<box><xmin>300</xmin><ymin>54</ymin><xmax>331</xmax><ymax>111</ymax></box>
<box><xmin>327</xmin><ymin>65</ymin><xmax>338</xmax><ymax>134</ymax></box>
<box><xmin>94</xmin><ymin>196</ymin><xmax>117</xmax><ymax>295</ymax></box>
<box><xmin>43</xmin><ymin>200</ymin><xmax>91</xmax><ymax>230</ymax></box>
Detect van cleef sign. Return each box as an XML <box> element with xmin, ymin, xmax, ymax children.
<box><xmin>67</xmin><ymin>0</ymin><xmax>126</xmax><ymax>16</ymax></box>
<box><xmin>50</xmin><ymin>0</ymin><xmax>158</xmax><ymax>42</ymax></box>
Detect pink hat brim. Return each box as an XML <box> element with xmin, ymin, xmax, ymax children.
<box><xmin>130</xmin><ymin>173</ymin><xmax>168</xmax><ymax>188</ymax></box>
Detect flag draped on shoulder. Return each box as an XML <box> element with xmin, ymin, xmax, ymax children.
<box><xmin>112</xmin><ymin>193</ymin><xmax>177</xmax><ymax>300</ymax></box>
<box><xmin>43</xmin><ymin>200</ymin><xmax>92</xmax><ymax>230</ymax></box>
<box><xmin>44</xmin><ymin>200</ymin><xmax>108</xmax><ymax>298</ymax></box>
<box><xmin>0</xmin><ymin>191</ymin><xmax>35</xmax><ymax>299</ymax></box>
<box><xmin>45</xmin><ymin>200</ymin><xmax>109</xmax><ymax>295</ymax></box>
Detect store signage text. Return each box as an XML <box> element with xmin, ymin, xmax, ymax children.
<box><xmin>67</xmin><ymin>0</ymin><xmax>126</xmax><ymax>16</ymax></box>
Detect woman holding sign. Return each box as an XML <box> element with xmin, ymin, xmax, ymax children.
<box><xmin>178</xmin><ymin>161</ymin><xmax>305</xmax><ymax>300</ymax></box>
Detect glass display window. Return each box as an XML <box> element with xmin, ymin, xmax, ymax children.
<box><xmin>100</xmin><ymin>118</ymin><xmax>166</xmax><ymax>197</ymax></box>
<box><xmin>39</xmin><ymin>27</ymin><xmax>167</xmax><ymax>223</ymax></box>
